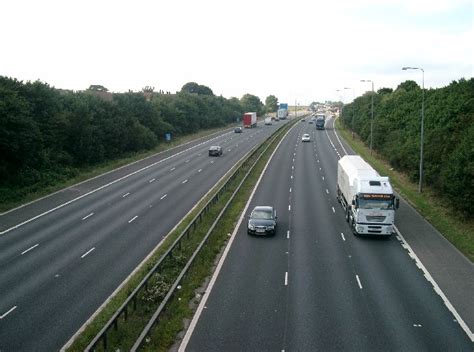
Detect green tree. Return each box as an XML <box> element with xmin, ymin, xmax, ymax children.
<box><xmin>264</xmin><ymin>95</ymin><xmax>278</xmax><ymax>113</ymax></box>
<box><xmin>240</xmin><ymin>94</ymin><xmax>264</xmax><ymax>115</ymax></box>
<box><xmin>181</xmin><ymin>82</ymin><xmax>214</xmax><ymax>95</ymax></box>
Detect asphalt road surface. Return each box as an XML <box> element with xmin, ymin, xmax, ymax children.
<box><xmin>0</xmin><ymin>119</ymin><xmax>289</xmax><ymax>351</ymax></box>
<box><xmin>181</xmin><ymin>116</ymin><xmax>473</xmax><ymax>351</ymax></box>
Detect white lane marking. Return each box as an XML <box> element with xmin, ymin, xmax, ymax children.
<box><xmin>122</xmin><ymin>192</ymin><xmax>130</xmax><ymax>198</ymax></box>
<box><xmin>160</xmin><ymin>194</ymin><xmax>168</xmax><ymax>200</ymax></box>
<box><xmin>285</xmin><ymin>272</ymin><xmax>289</xmax><ymax>286</ymax></box>
<box><xmin>197</xmin><ymin>153</ymin><xmax>202</xmax><ymax>156</ymax></box>
<box><xmin>0</xmin><ymin>306</ymin><xmax>17</xmax><ymax>319</ymax></box>
<box><xmin>292</xmin><ymin>165</ymin><xmax>294</xmax><ymax>170</ymax></box>
<box><xmin>356</xmin><ymin>275</ymin><xmax>363</xmax><ymax>289</ymax></box>
<box><xmin>290</xmin><ymin>175</ymin><xmax>293</xmax><ymax>179</ymax></box>
<box><xmin>128</xmin><ymin>216</ymin><xmax>138</xmax><ymax>223</ymax></box>
<box><xmin>185</xmin><ymin>160</ymin><xmax>190</xmax><ymax>163</ymax></box>
<box><xmin>149</xmin><ymin>178</ymin><xmax>156</xmax><ymax>183</ymax></box>
<box><xmin>289</xmin><ymin>187</ymin><xmax>292</xmax><ymax>193</ymax></box>
<box><xmin>182</xmin><ymin>179</ymin><xmax>188</xmax><ymax>184</ymax></box>
<box><xmin>317</xmin><ymin>159</ymin><xmax>320</xmax><ymax>163</ymax></box>
<box><xmin>326</xmin><ymin>189</ymin><xmax>329</xmax><ymax>194</ymax></box>
<box><xmin>322</xmin><ymin>176</ymin><xmax>325</xmax><ymax>180</ymax></box>
<box><xmin>332</xmin><ymin>207</ymin><xmax>335</xmax><ymax>213</ymax></box>
<box><xmin>81</xmin><ymin>247</ymin><xmax>95</xmax><ymax>259</ymax></box>
<box><xmin>21</xmin><ymin>243</ymin><xmax>39</xmax><ymax>255</ymax></box>
<box><xmin>228</xmin><ymin>149</ymin><xmax>231</xmax><ymax>152</ymax></box>
<box><xmin>287</xmin><ymin>230</ymin><xmax>290</xmax><ymax>239</ymax></box>
<box><xmin>178</xmin><ymin>123</ymin><xmax>297</xmax><ymax>352</ymax></box>
<box><xmin>198</xmin><ymin>169</ymin><xmax>202</xmax><ymax>173</ymax></box>
<box><xmin>210</xmin><ymin>160</ymin><xmax>214</xmax><ymax>164</ymax></box>
<box><xmin>288</xmin><ymin>205</ymin><xmax>291</xmax><ymax>211</ymax></box>
<box><xmin>341</xmin><ymin>233</ymin><xmax>346</xmax><ymax>241</ymax></box>
<box><xmin>82</xmin><ymin>212</ymin><xmax>94</xmax><ymax>220</ymax></box>
<box><xmin>0</xmin><ymin>129</ymin><xmax>235</xmax><ymax>235</ymax></box>
<box><xmin>394</xmin><ymin>226</ymin><xmax>474</xmax><ymax>342</ymax></box>
<box><xmin>170</xmin><ymin>167</ymin><xmax>176</xmax><ymax>171</ymax></box>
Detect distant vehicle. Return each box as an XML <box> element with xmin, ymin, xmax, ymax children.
<box><xmin>208</xmin><ymin>145</ymin><xmax>223</xmax><ymax>156</ymax></box>
<box><xmin>277</xmin><ymin>108</ymin><xmax>288</xmax><ymax>120</ymax></box>
<box><xmin>247</xmin><ymin>206</ymin><xmax>277</xmax><ymax>236</ymax></box>
<box><xmin>301</xmin><ymin>118</ymin><xmax>306</xmax><ymax>122</ymax></box>
<box><xmin>264</xmin><ymin>117</ymin><xmax>272</xmax><ymax>125</ymax></box>
<box><xmin>302</xmin><ymin>133</ymin><xmax>311</xmax><ymax>142</ymax></box>
<box><xmin>316</xmin><ymin>117</ymin><xmax>325</xmax><ymax>130</ymax></box>
<box><xmin>308</xmin><ymin>119</ymin><xmax>313</xmax><ymax>124</ymax></box>
<box><xmin>337</xmin><ymin>155</ymin><xmax>399</xmax><ymax>236</ymax></box>
<box><xmin>243</xmin><ymin>112</ymin><xmax>257</xmax><ymax>128</ymax></box>
<box><xmin>234</xmin><ymin>127</ymin><xmax>243</xmax><ymax>133</ymax></box>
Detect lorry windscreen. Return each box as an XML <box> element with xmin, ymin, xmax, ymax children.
<box><xmin>358</xmin><ymin>198</ymin><xmax>393</xmax><ymax>210</ymax></box>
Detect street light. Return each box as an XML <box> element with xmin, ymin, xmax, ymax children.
<box><xmin>360</xmin><ymin>79</ymin><xmax>374</xmax><ymax>154</ymax></box>
<box><xmin>344</xmin><ymin>87</ymin><xmax>355</xmax><ymax>138</ymax></box>
<box><xmin>402</xmin><ymin>66</ymin><xmax>425</xmax><ymax>193</ymax></box>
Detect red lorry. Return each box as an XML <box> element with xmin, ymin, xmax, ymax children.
<box><xmin>243</xmin><ymin>112</ymin><xmax>257</xmax><ymax>128</ymax></box>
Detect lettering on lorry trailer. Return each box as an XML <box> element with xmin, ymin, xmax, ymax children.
<box><xmin>336</xmin><ymin>155</ymin><xmax>399</xmax><ymax>236</ymax></box>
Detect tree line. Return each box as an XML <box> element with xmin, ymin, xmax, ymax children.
<box><xmin>0</xmin><ymin>76</ymin><xmax>278</xmax><ymax>205</ymax></box>
<box><xmin>340</xmin><ymin>78</ymin><xmax>473</xmax><ymax>217</ymax></box>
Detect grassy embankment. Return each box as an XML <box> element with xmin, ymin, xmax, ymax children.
<box><xmin>67</xmin><ymin>119</ymin><xmax>297</xmax><ymax>351</ymax></box>
<box><xmin>335</xmin><ymin>119</ymin><xmax>473</xmax><ymax>262</ymax></box>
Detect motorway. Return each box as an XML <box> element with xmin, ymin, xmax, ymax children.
<box><xmin>0</xmin><ymin>119</ymin><xmax>289</xmax><ymax>351</ymax></box>
<box><xmin>180</xmin><ymin>116</ymin><xmax>473</xmax><ymax>351</ymax></box>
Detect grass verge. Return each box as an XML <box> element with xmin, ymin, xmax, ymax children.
<box><xmin>66</xmin><ymin>119</ymin><xmax>297</xmax><ymax>351</ymax></box>
<box><xmin>0</xmin><ymin>125</ymin><xmax>234</xmax><ymax>213</ymax></box>
<box><xmin>335</xmin><ymin>119</ymin><xmax>473</xmax><ymax>262</ymax></box>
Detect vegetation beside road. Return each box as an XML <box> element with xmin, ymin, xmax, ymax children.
<box><xmin>336</xmin><ymin>119</ymin><xmax>474</xmax><ymax>262</ymax></box>
<box><xmin>0</xmin><ymin>76</ymin><xmax>281</xmax><ymax>212</ymax></box>
<box><xmin>66</xmin><ymin>119</ymin><xmax>297</xmax><ymax>351</ymax></box>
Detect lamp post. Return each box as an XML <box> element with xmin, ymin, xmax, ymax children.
<box><xmin>344</xmin><ymin>87</ymin><xmax>355</xmax><ymax>138</ymax></box>
<box><xmin>402</xmin><ymin>66</ymin><xmax>425</xmax><ymax>193</ymax></box>
<box><xmin>360</xmin><ymin>80</ymin><xmax>374</xmax><ymax>154</ymax></box>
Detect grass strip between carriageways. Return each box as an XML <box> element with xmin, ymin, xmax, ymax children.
<box><xmin>66</xmin><ymin>118</ymin><xmax>299</xmax><ymax>351</ymax></box>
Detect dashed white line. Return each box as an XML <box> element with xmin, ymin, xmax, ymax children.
<box><xmin>341</xmin><ymin>233</ymin><xmax>346</xmax><ymax>241</ymax></box>
<box><xmin>170</xmin><ymin>167</ymin><xmax>176</xmax><ymax>171</ymax></box>
<box><xmin>185</xmin><ymin>160</ymin><xmax>190</xmax><ymax>163</ymax></box>
<box><xmin>128</xmin><ymin>216</ymin><xmax>138</xmax><ymax>223</ymax></box>
<box><xmin>182</xmin><ymin>179</ymin><xmax>188</xmax><ymax>184</ymax></box>
<box><xmin>326</xmin><ymin>189</ymin><xmax>329</xmax><ymax>194</ymax></box>
<box><xmin>356</xmin><ymin>275</ymin><xmax>363</xmax><ymax>289</ymax></box>
<box><xmin>290</xmin><ymin>175</ymin><xmax>293</xmax><ymax>179</ymax></box>
<box><xmin>285</xmin><ymin>272</ymin><xmax>289</xmax><ymax>286</ymax></box>
<box><xmin>21</xmin><ymin>243</ymin><xmax>39</xmax><ymax>255</ymax></box>
<box><xmin>210</xmin><ymin>160</ymin><xmax>214</xmax><ymax>164</ymax></box>
<box><xmin>82</xmin><ymin>212</ymin><xmax>94</xmax><ymax>220</ymax></box>
<box><xmin>288</xmin><ymin>205</ymin><xmax>291</xmax><ymax>211</ymax></box>
<box><xmin>322</xmin><ymin>176</ymin><xmax>325</xmax><ymax>181</ymax></box>
<box><xmin>160</xmin><ymin>194</ymin><xmax>168</xmax><ymax>200</ymax></box>
<box><xmin>0</xmin><ymin>306</ymin><xmax>17</xmax><ymax>319</ymax></box>
<box><xmin>198</xmin><ymin>169</ymin><xmax>202</xmax><ymax>173</ymax></box>
<box><xmin>287</xmin><ymin>230</ymin><xmax>290</xmax><ymax>239</ymax></box>
<box><xmin>149</xmin><ymin>178</ymin><xmax>156</xmax><ymax>183</ymax></box>
<box><xmin>122</xmin><ymin>192</ymin><xmax>130</xmax><ymax>198</ymax></box>
<box><xmin>81</xmin><ymin>247</ymin><xmax>95</xmax><ymax>259</ymax></box>
<box><xmin>289</xmin><ymin>187</ymin><xmax>292</xmax><ymax>193</ymax></box>
<box><xmin>332</xmin><ymin>207</ymin><xmax>336</xmax><ymax>213</ymax></box>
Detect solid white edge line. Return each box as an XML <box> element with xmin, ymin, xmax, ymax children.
<box><xmin>394</xmin><ymin>226</ymin><xmax>474</xmax><ymax>342</ymax></box>
<box><xmin>61</xmin><ymin>131</ymin><xmax>262</xmax><ymax>351</ymax></box>
<box><xmin>178</xmin><ymin>121</ymin><xmax>296</xmax><ymax>352</ymax></box>
<box><xmin>81</xmin><ymin>247</ymin><xmax>95</xmax><ymax>259</ymax></box>
<box><xmin>1</xmin><ymin>129</ymin><xmax>235</xmax><ymax>234</ymax></box>
<box><xmin>81</xmin><ymin>212</ymin><xmax>94</xmax><ymax>220</ymax></box>
<box><xmin>21</xmin><ymin>243</ymin><xmax>39</xmax><ymax>255</ymax></box>
<box><xmin>356</xmin><ymin>275</ymin><xmax>363</xmax><ymax>289</ymax></box>
<box><xmin>0</xmin><ymin>306</ymin><xmax>17</xmax><ymax>319</ymax></box>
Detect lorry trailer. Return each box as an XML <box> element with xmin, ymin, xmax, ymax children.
<box><xmin>243</xmin><ymin>112</ymin><xmax>257</xmax><ymax>128</ymax></box>
<box><xmin>337</xmin><ymin>155</ymin><xmax>399</xmax><ymax>236</ymax></box>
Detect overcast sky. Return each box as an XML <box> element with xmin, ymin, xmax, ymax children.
<box><xmin>1</xmin><ymin>0</ymin><xmax>472</xmax><ymax>105</ymax></box>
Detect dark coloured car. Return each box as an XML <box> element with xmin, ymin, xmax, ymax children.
<box><xmin>247</xmin><ymin>206</ymin><xmax>277</xmax><ymax>236</ymax></box>
<box><xmin>234</xmin><ymin>127</ymin><xmax>243</xmax><ymax>133</ymax></box>
<box><xmin>209</xmin><ymin>145</ymin><xmax>223</xmax><ymax>156</ymax></box>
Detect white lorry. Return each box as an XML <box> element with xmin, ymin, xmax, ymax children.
<box><xmin>337</xmin><ymin>155</ymin><xmax>399</xmax><ymax>236</ymax></box>
<box><xmin>264</xmin><ymin>117</ymin><xmax>272</xmax><ymax>125</ymax></box>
